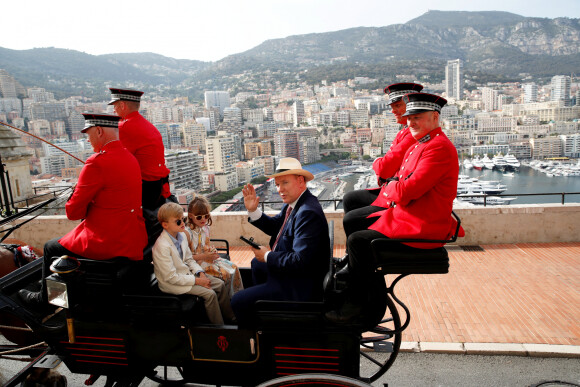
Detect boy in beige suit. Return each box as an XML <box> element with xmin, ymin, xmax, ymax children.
<box><xmin>152</xmin><ymin>202</ymin><xmax>235</xmax><ymax>325</ymax></box>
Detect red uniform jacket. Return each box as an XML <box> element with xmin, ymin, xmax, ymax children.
<box><xmin>372</xmin><ymin>126</ymin><xmax>416</xmax><ymax>181</ymax></box>
<box><xmin>59</xmin><ymin>141</ymin><xmax>147</xmax><ymax>261</ymax></box>
<box><xmin>369</xmin><ymin>128</ymin><xmax>459</xmax><ymax>248</ymax></box>
<box><xmin>119</xmin><ymin>111</ymin><xmax>171</xmax><ymax>196</ymax></box>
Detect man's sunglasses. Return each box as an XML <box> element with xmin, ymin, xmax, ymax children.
<box><xmin>190</xmin><ymin>214</ymin><xmax>210</xmax><ymax>221</ymax></box>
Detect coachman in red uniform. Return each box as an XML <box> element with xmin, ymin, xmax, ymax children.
<box><xmin>328</xmin><ymin>93</ymin><xmax>461</xmax><ymax>323</ymax></box>
<box><xmin>109</xmin><ymin>88</ymin><xmax>172</xmax><ymax>211</ymax></box>
<box><xmin>342</xmin><ymin>83</ymin><xmax>423</xmax><ymax>237</ymax></box>
<box><xmin>19</xmin><ymin>114</ymin><xmax>148</xmax><ymax>308</ymax></box>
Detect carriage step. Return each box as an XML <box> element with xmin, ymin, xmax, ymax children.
<box><xmin>361</xmin><ymin>334</ymin><xmax>394</xmax><ymax>344</ymax></box>
<box><xmin>371</xmin><ymin>325</ymin><xmax>394</xmax><ymax>335</ymax></box>
<box><xmin>34</xmin><ymin>354</ymin><xmax>62</xmax><ymax>369</ymax></box>
<box><xmin>374</xmin><ymin>341</ymin><xmax>394</xmax><ymax>353</ymax></box>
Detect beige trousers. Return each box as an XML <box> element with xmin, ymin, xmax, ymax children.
<box><xmin>186</xmin><ymin>276</ymin><xmax>235</xmax><ymax>325</ymax></box>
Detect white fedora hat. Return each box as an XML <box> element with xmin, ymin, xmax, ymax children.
<box><xmin>267</xmin><ymin>158</ymin><xmax>314</xmax><ymax>182</ymax></box>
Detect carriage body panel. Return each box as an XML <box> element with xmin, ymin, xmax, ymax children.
<box><xmin>0</xmin><ymin>257</ymin><xmax>363</xmax><ymax>386</ymax></box>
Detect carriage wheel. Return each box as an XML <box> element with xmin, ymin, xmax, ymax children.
<box><xmin>358</xmin><ymin>294</ymin><xmax>402</xmax><ymax>383</ymax></box>
<box><xmin>146</xmin><ymin>365</ymin><xmax>187</xmax><ymax>385</ymax></box>
<box><xmin>257</xmin><ymin>373</ymin><xmax>372</xmax><ymax>387</ymax></box>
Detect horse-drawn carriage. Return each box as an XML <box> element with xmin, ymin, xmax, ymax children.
<box><xmin>0</xmin><ymin>201</ymin><xmax>461</xmax><ymax>387</ymax></box>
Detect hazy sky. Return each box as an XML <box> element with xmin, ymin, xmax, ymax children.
<box><xmin>3</xmin><ymin>0</ymin><xmax>579</xmax><ymax>62</ymax></box>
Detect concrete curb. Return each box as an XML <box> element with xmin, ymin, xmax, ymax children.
<box><xmin>395</xmin><ymin>342</ymin><xmax>580</xmax><ymax>358</ymax></box>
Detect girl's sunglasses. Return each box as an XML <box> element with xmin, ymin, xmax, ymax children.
<box><xmin>190</xmin><ymin>214</ymin><xmax>210</xmax><ymax>221</ymax></box>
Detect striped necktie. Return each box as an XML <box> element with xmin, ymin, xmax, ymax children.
<box><xmin>273</xmin><ymin>206</ymin><xmax>292</xmax><ymax>251</ymax></box>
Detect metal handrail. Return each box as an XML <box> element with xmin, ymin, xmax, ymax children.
<box><xmin>209</xmin><ymin>192</ymin><xmax>580</xmax><ymax>209</ymax></box>
<box><xmin>4</xmin><ymin>192</ymin><xmax>580</xmax><ymax>214</ymax></box>
<box><xmin>457</xmin><ymin>192</ymin><xmax>580</xmax><ymax>206</ymax></box>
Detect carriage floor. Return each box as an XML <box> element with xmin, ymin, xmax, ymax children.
<box><xmin>230</xmin><ymin>242</ymin><xmax>580</xmax><ymax>348</ymax></box>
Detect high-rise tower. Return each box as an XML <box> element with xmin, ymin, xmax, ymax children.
<box><xmin>204</xmin><ymin>91</ymin><xmax>231</xmax><ymax>116</ymax></box>
<box><xmin>445</xmin><ymin>59</ymin><xmax>463</xmax><ymax>100</ymax></box>
<box><xmin>551</xmin><ymin>75</ymin><xmax>571</xmax><ymax>106</ymax></box>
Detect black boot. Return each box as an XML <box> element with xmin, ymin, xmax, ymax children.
<box><xmin>325</xmin><ymin>298</ymin><xmax>363</xmax><ymax>323</ymax></box>
<box><xmin>18</xmin><ymin>289</ymin><xmax>44</xmax><ymax>308</ymax></box>
<box><xmin>333</xmin><ymin>254</ymin><xmax>349</xmax><ymax>269</ymax></box>
<box><xmin>335</xmin><ymin>264</ymin><xmax>350</xmax><ymax>280</ymax></box>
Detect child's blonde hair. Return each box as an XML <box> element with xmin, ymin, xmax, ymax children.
<box><xmin>187</xmin><ymin>194</ymin><xmax>212</xmax><ymax>227</ymax></box>
<box><xmin>157</xmin><ymin>202</ymin><xmax>184</xmax><ymax>223</ymax></box>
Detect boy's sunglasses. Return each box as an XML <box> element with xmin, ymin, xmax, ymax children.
<box><xmin>175</xmin><ymin>219</ymin><xmax>184</xmax><ymax>226</ymax></box>
<box><xmin>190</xmin><ymin>214</ymin><xmax>210</xmax><ymax>221</ymax></box>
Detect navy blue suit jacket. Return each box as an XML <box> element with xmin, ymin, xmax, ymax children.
<box><xmin>250</xmin><ymin>188</ymin><xmax>330</xmax><ymax>301</ymax></box>
<box><xmin>231</xmin><ymin>188</ymin><xmax>330</xmax><ymax>324</ymax></box>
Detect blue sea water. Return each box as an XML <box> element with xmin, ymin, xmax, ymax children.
<box><xmin>459</xmin><ymin>165</ymin><xmax>580</xmax><ymax>205</ymax></box>
<box><xmin>337</xmin><ymin>164</ymin><xmax>580</xmax><ymax>205</ymax></box>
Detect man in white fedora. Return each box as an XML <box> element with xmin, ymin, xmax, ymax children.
<box><xmin>231</xmin><ymin>157</ymin><xmax>330</xmax><ymax>325</ymax></box>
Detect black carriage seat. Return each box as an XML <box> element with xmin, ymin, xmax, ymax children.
<box><xmin>124</xmin><ymin>239</ymin><xmax>230</xmax><ymax>324</ymax></box>
<box><xmin>369</xmin><ymin>211</ymin><xmax>462</xmax><ymax>334</ymax></box>
<box><xmin>66</xmin><ymin>257</ymin><xmax>205</xmax><ymax>324</ymax></box>
<box><xmin>371</xmin><ymin>210</ymin><xmax>461</xmax><ymax>274</ymax></box>
<box><xmin>371</xmin><ymin>243</ymin><xmax>449</xmax><ymax>275</ymax></box>
<box><xmin>254</xmin><ymin>221</ymin><xmax>336</xmax><ymax>328</ymax></box>
<box><xmin>122</xmin><ymin>275</ymin><xmax>207</xmax><ymax>324</ymax></box>
<box><xmin>211</xmin><ymin>238</ymin><xmax>231</xmax><ymax>260</ymax></box>
<box><xmin>71</xmin><ymin>237</ymin><xmax>234</xmax><ymax>323</ymax></box>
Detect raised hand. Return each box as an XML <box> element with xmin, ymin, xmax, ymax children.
<box><xmin>242</xmin><ymin>183</ymin><xmax>260</xmax><ymax>212</ymax></box>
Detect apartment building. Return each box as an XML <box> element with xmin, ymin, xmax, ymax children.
<box><xmin>165</xmin><ymin>150</ymin><xmax>203</xmax><ymax>191</ymax></box>
<box><xmin>530</xmin><ymin>137</ymin><xmax>563</xmax><ymax>159</ymax></box>
<box><xmin>206</xmin><ymin>135</ymin><xmax>237</xmax><ymax>173</ymax></box>
<box><xmin>182</xmin><ymin>121</ymin><xmax>207</xmax><ymax>151</ymax></box>
<box><xmin>274</xmin><ymin>129</ymin><xmax>300</xmax><ymax>160</ymax></box>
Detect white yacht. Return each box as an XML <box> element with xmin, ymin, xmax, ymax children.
<box><xmin>482</xmin><ymin>155</ymin><xmax>495</xmax><ymax>170</ymax></box>
<box><xmin>472</xmin><ymin>156</ymin><xmax>484</xmax><ymax>170</ymax></box>
<box><xmin>471</xmin><ymin>196</ymin><xmax>517</xmax><ymax>205</ymax></box>
<box><xmin>504</xmin><ymin>154</ymin><xmax>521</xmax><ymax>170</ymax></box>
<box><xmin>492</xmin><ymin>154</ymin><xmax>508</xmax><ymax>172</ymax></box>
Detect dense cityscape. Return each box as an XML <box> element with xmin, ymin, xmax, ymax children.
<box><xmin>0</xmin><ymin>58</ymin><xmax>579</xmax><ymax>209</ymax></box>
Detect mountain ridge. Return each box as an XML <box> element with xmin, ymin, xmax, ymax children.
<box><xmin>0</xmin><ymin>11</ymin><xmax>578</xmax><ymax>99</ymax></box>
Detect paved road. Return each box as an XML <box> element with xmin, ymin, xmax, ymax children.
<box><xmin>2</xmin><ymin>350</ymin><xmax>579</xmax><ymax>386</ymax></box>
<box><xmin>374</xmin><ymin>352</ymin><xmax>580</xmax><ymax>387</ymax></box>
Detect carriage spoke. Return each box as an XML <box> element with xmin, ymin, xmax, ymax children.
<box><xmin>360</xmin><ymin>349</ymin><xmax>383</xmax><ymax>366</ymax></box>
<box><xmin>359</xmin><ymin>296</ymin><xmax>402</xmax><ymax>383</ymax></box>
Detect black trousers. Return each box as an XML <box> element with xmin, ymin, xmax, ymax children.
<box><xmin>142</xmin><ymin>178</ymin><xmax>167</xmax><ymax>211</ymax></box>
<box><xmin>347</xmin><ymin>229</ymin><xmax>414</xmax><ymax>282</ymax></box>
<box><xmin>38</xmin><ymin>238</ymin><xmax>87</xmax><ymax>301</ymax></box>
<box><xmin>342</xmin><ymin>188</ymin><xmax>380</xmax><ymax>213</ymax></box>
<box><xmin>342</xmin><ymin>188</ymin><xmax>386</xmax><ymax>238</ymax></box>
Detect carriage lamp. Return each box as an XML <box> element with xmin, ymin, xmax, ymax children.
<box><xmin>46</xmin><ymin>278</ymin><xmax>69</xmax><ymax>308</ymax></box>
<box><xmin>45</xmin><ymin>255</ymin><xmax>81</xmax><ymax>344</ymax></box>
<box><xmin>46</xmin><ymin>255</ymin><xmax>81</xmax><ymax>309</ymax></box>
